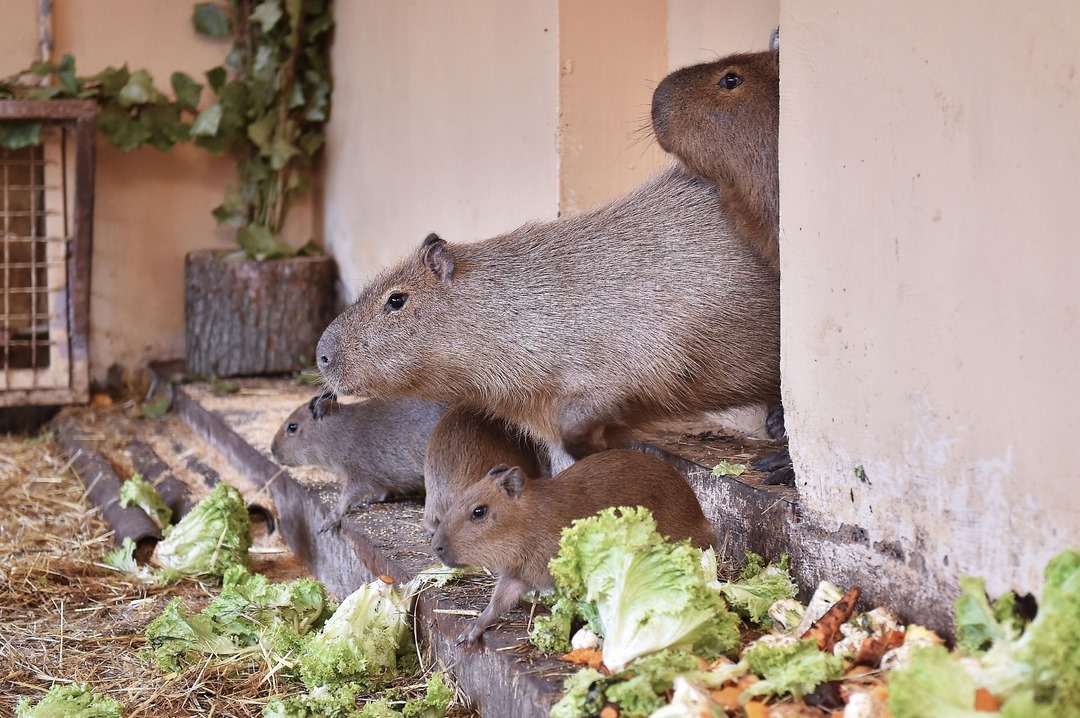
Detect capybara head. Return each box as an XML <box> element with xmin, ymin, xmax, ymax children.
<box><xmin>317</xmin><ymin>233</ymin><xmax>457</xmax><ymax>398</ymax></box>
<box><xmin>651</xmin><ymin>49</ymin><xmax>779</xmax><ymax>196</ymax></box>
<box><xmin>431</xmin><ymin>463</ymin><xmax>532</xmax><ymax>573</ymax></box>
<box><xmin>270</xmin><ymin>391</ymin><xmax>339</xmax><ymax>465</ymax></box>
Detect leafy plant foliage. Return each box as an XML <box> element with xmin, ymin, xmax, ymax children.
<box><xmin>0</xmin><ymin>0</ymin><xmax>333</xmax><ymax>260</ymax></box>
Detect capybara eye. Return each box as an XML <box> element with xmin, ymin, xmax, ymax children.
<box><xmin>719</xmin><ymin>72</ymin><xmax>743</xmax><ymax>90</ymax></box>
<box><xmin>286</xmin><ymin>422</ymin><xmax>299</xmax><ymax>435</ymax></box>
<box><xmin>384</xmin><ymin>292</ymin><xmax>408</xmax><ymax>312</ymax></box>
<box><xmin>471</xmin><ymin>505</ymin><xmax>488</xmax><ymax>520</ymax></box>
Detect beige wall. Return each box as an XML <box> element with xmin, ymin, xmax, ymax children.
<box><xmin>324</xmin><ymin>1</ymin><xmax>776</xmax><ymax>297</ymax></box>
<box><xmin>324</xmin><ymin>0</ymin><xmax>560</xmax><ymax>300</ymax></box>
<box><xmin>52</xmin><ymin>2</ymin><xmax>274</xmax><ymax>387</ymax></box>
<box><xmin>668</xmin><ymin>1</ymin><xmax>778</xmax><ymax>69</ymax></box>
<box><xmin>557</xmin><ymin>0</ymin><xmax>668</xmax><ymax>214</ymax></box>
<box><xmin>780</xmin><ymin>0</ymin><xmax>1080</xmax><ymax>599</ymax></box>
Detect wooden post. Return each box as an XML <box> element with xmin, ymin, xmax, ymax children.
<box><xmin>185</xmin><ymin>250</ymin><xmax>337</xmax><ymax>377</ymax></box>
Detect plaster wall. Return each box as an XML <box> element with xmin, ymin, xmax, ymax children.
<box><xmin>667</xmin><ymin>1</ymin><xmax>779</xmax><ymax>69</ymax></box>
<box><xmin>779</xmin><ymin>0</ymin><xmax>1080</xmax><ymax>607</ymax></box>
<box><xmin>323</xmin><ymin>0</ymin><xmax>560</xmax><ymax>300</ymax></box>
<box><xmin>557</xmin><ymin>0</ymin><xmax>668</xmax><ymax>215</ymax></box>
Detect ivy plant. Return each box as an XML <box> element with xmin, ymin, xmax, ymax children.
<box><xmin>0</xmin><ymin>0</ymin><xmax>333</xmax><ymax>260</ymax></box>
<box><xmin>0</xmin><ymin>55</ymin><xmax>202</xmax><ymax>152</ymax></box>
<box><xmin>189</xmin><ymin>0</ymin><xmax>333</xmax><ymax>259</ymax></box>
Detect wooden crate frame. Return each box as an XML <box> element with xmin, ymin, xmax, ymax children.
<box><xmin>0</xmin><ymin>100</ymin><xmax>95</xmax><ymax>407</ymax></box>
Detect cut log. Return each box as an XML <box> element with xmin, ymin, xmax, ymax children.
<box><xmin>185</xmin><ymin>250</ymin><xmax>337</xmax><ymax>377</ymax></box>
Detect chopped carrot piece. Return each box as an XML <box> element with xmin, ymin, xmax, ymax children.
<box><xmin>600</xmin><ymin>705</ymin><xmax>619</xmax><ymax>718</ymax></box>
<box><xmin>559</xmin><ymin>647</ymin><xmax>602</xmax><ymax>666</ymax></box>
<box><xmin>743</xmin><ymin>700</ymin><xmax>769</xmax><ymax>718</ymax></box>
<box><xmin>805</xmin><ymin>587</ymin><xmax>862</xmax><ymax>652</ymax></box>
<box><xmin>974</xmin><ymin>688</ymin><xmax>1001</xmax><ymax>711</ymax></box>
<box><xmin>855</xmin><ymin>629</ymin><xmax>906</xmax><ymax>667</ymax></box>
<box><xmin>708</xmin><ymin>685</ymin><xmax>745</xmax><ymax>711</ymax></box>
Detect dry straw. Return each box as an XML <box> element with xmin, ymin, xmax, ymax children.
<box><xmin>0</xmin><ymin>419</ymin><xmax>473</xmax><ymax>717</ymax></box>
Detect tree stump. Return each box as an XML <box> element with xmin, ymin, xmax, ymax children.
<box><xmin>185</xmin><ymin>250</ymin><xmax>337</xmax><ymax>377</ymax></box>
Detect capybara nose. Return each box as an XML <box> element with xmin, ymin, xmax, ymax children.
<box><xmin>315</xmin><ymin>330</ymin><xmax>335</xmax><ymax>372</ymax></box>
<box><xmin>651</xmin><ymin>76</ymin><xmax>675</xmax><ymax>134</ymax></box>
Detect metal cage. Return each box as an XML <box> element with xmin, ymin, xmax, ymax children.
<box><xmin>0</xmin><ymin>100</ymin><xmax>95</xmax><ymax>407</ymax></box>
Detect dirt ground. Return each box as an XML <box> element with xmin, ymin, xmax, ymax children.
<box><xmin>0</xmin><ymin>407</ymin><xmax>475</xmax><ymax>717</ymax></box>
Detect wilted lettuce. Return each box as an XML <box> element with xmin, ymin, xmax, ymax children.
<box><xmin>550</xmin><ymin>650</ymin><xmax>703</xmax><ymax>718</ymax></box>
<box><xmin>741</xmin><ymin>637</ymin><xmax>845</xmax><ymax>701</ymax></box>
<box><xmin>15</xmin><ymin>682</ymin><xmax>123</xmax><ymax>718</ymax></box>
<box><xmin>534</xmin><ymin>506</ymin><xmax>740</xmax><ymax>671</ymax></box>
<box><xmin>711</xmin><ymin>551</ymin><xmax>798</xmax><ymax>628</ymax></box>
<box><xmin>297</xmin><ymin>577</ymin><xmax>415</xmax><ymax>689</ymax></box>
<box><xmin>153</xmin><ymin>481</ymin><xmax>251</xmax><ymax>583</ymax></box>
<box><xmin>118</xmin><ymin>473</ymin><xmax>172</xmax><ymax>529</ymax></box>
<box><xmin>145</xmin><ymin>566</ymin><xmax>331</xmax><ymax>671</ymax></box>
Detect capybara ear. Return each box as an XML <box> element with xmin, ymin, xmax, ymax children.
<box><xmin>486</xmin><ymin>464</ymin><xmax>527</xmax><ymax>499</ymax></box>
<box><xmin>308</xmin><ymin>390</ymin><xmax>336</xmax><ymax>421</ymax></box>
<box><xmin>420</xmin><ymin>233</ymin><xmax>456</xmax><ymax>286</ymax></box>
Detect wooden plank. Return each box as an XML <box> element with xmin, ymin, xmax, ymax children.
<box><xmin>52</xmin><ymin>412</ymin><xmax>162</xmax><ymax>547</ymax></box>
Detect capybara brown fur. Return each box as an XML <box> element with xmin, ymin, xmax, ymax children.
<box><xmin>316</xmin><ymin>165</ymin><xmax>780</xmax><ymax>473</ymax></box>
<box><xmin>423</xmin><ymin>407</ymin><xmax>545</xmax><ymax>536</ymax></box>
<box><xmin>432</xmin><ymin>448</ymin><xmax>716</xmax><ymax>644</ymax></box>
<box><xmin>270</xmin><ymin>392</ymin><xmax>445</xmax><ymax>532</ymax></box>
<box><xmin>651</xmin><ymin>47</ymin><xmax>779</xmax><ymax>273</ymax></box>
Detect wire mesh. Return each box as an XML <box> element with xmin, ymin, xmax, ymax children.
<box><xmin>0</xmin><ymin>101</ymin><xmax>95</xmax><ymax>406</ymax></box>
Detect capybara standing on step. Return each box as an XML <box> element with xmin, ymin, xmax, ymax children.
<box><xmin>432</xmin><ymin>449</ymin><xmax>716</xmax><ymax>644</ymax></box>
<box><xmin>652</xmin><ymin>41</ymin><xmax>794</xmax><ymax>484</ymax></box>
<box><xmin>271</xmin><ymin>392</ymin><xmax>445</xmax><ymax>532</ymax></box>
<box><xmin>316</xmin><ymin>165</ymin><xmax>780</xmax><ymax>473</ymax></box>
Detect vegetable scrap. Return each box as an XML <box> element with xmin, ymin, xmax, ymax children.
<box><xmin>102</xmin><ymin>480</ymin><xmax>252</xmax><ymax>584</ymax></box>
<box><xmin>118</xmin><ymin>472</ymin><xmax>173</xmax><ymax>529</ymax></box>
<box><xmin>15</xmin><ymin>683</ymin><xmax>123</xmax><ymax>718</ymax></box>
<box><xmin>535</xmin><ymin>507</ymin><xmax>1080</xmax><ymax>718</ymax></box>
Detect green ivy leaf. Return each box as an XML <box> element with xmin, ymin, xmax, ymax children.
<box><xmin>170</xmin><ymin>72</ymin><xmax>203</xmax><ymax>111</ymax></box>
<box><xmin>27</xmin><ymin>59</ymin><xmax>57</xmax><ymax>76</ymax></box>
<box><xmin>246</xmin><ymin>112</ymin><xmax>275</xmax><ymax>153</ymax></box>
<box><xmin>93</xmin><ymin>66</ymin><xmax>131</xmax><ymax>97</ymax></box>
<box><xmin>117</xmin><ymin>69</ymin><xmax>157</xmax><ymax>107</ymax></box>
<box><xmin>212</xmin><ymin>186</ymin><xmax>247</xmax><ymax>227</ymax></box>
<box><xmin>237</xmin><ymin>224</ymin><xmax>297</xmax><ymax>261</ymax></box>
<box><xmin>140</xmin><ymin>103</ymin><xmax>190</xmax><ymax>151</ymax></box>
<box><xmin>205</xmin><ymin>65</ymin><xmax>227</xmax><ymax>93</ymax></box>
<box><xmin>190</xmin><ymin>103</ymin><xmax>223</xmax><ymax>137</ymax></box>
<box><xmin>298</xmin><ymin>131</ymin><xmax>324</xmax><ymax>157</ymax></box>
<box><xmin>0</xmin><ymin>121</ymin><xmax>43</xmax><ymax>150</ymax></box>
<box><xmin>306</xmin><ymin>11</ymin><xmax>335</xmax><ymax>41</ymax></box>
<box><xmin>252</xmin><ymin>45</ymin><xmax>278</xmax><ymax>83</ymax></box>
<box><xmin>97</xmin><ymin>103</ymin><xmax>151</xmax><ymax>152</ymax></box>
<box><xmin>23</xmin><ymin>86</ymin><xmax>64</xmax><ymax>100</ymax></box>
<box><xmin>268</xmin><ymin>137</ymin><xmax>299</xmax><ymax>170</ymax></box>
<box><xmin>193</xmin><ymin>2</ymin><xmax>232</xmax><ymax>38</ymax></box>
<box><xmin>304</xmin><ymin>79</ymin><xmax>330</xmax><ymax>122</ymax></box>
<box><xmin>250</xmin><ymin>0</ymin><xmax>283</xmax><ymax>32</ymax></box>
<box><xmin>57</xmin><ymin>54</ymin><xmax>80</xmax><ymax>95</ymax></box>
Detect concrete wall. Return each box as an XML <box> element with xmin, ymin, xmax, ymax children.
<box><xmin>780</xmin><ymin>0</ymin><xmax>1080</xmax><ymax>610</ymax></box>
<box><xmin>323</xmin><ymin>1</ymin><xmax>560</xmax><ymax>300</ymax></box>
